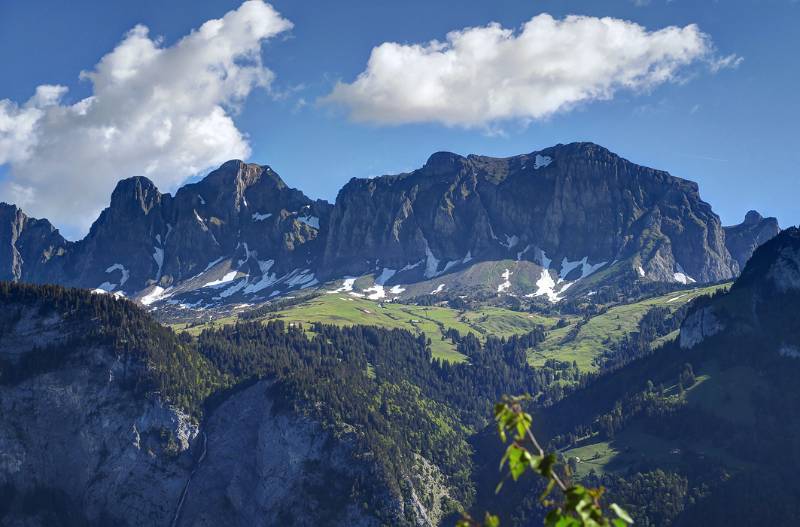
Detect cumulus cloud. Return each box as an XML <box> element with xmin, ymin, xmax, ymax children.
<box><xmin>322</xmin><ymin>14</ymin><xmax>739</xmax><ymax>128</ymax></box>
<box><xmin>0</xmin><ymin>0</ymin><xmax>291</xmax><ymax>237</ymax></box>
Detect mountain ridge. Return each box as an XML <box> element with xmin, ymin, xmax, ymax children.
<box><xmin>0</xmin><ymin>142</ymin><xmax>778</xmax><ymax>308</ymax></box>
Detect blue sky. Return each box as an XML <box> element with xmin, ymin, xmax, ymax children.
<box><xmin>0</xmin><ymin>0</ymin><xmax>798</xmax><ymax>238</ymax></box>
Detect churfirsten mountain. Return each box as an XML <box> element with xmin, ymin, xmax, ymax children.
<box><xmin>0</xmin><ymin>143</ymin><xmax>776</xmax><ymax>308</ymax></box>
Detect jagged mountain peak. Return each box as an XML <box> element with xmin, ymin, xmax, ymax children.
<box><xmin>744</xmin><ymin>209</ymin><xmax>765</xmax><ymax>224</ymax></box>
<box><xmin>423</xmin><ymin>151</ymin><xmax>467</xmax><ymax>174</ymax></box>
<box><xmin>108</xmin><ymin>176</ymin><xmax>162</xmax><ymax>215</ymax></box>
<box><xmin>199</xmin><ymin>159</ymin><xmax>284</xmax><ymax>189</ymax></box>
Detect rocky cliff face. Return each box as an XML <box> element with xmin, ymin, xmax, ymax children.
<box><xmin>323</xmin><ymin>143</ymin><xmax>736</xmax><ymax>285</ymax></box>
<box><xmin>0</xmin><ymin>203</ymin><xmax>70</xmax><ymax>284</ymax></box>
<box><xmin>0</xmin><ymin>288</ymin><xmax>418</xmax><ymax>527</ymax></box>
<box><xmin>1</xmin><ymin>143</ymin><xmax>765</xmax><ymax>306</ymax></box>
<box><xmin>0</xmin><ymin>301</ymin><xmax>197</xmax><ymax>525</ymax></box>
<box><xmin>724</xmin><ymin>210</ymin><xmax>781</xmax><ymax>271</ymax></box>
<box><xmin>1</xmin><ymin>161</ymin><xmax>331</xmax><ymax>304</ymax></box>
<box><xmin>176</xmin><ymin>381</ymin><xmax>381</xmax><ymax>527</ymax></box>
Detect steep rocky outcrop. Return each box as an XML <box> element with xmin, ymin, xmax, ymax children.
<box><xmin>724</xmin><ymin>210</ymin><xmax>780</xmax><ymax>271</ymax></box>
<box><xmin>323</xmin><ymin>143</ymin><xmax>736</xmax><ymax>285</ymax></box>
<box><xmin>0</xmin><ymin>299</ymin><xmax>197</xmax><ymax>525</ymax></box>
<box><xmin>1</xmin><ymin>161</ymin><xmax>331</xmax><ymax>303</ymax></box>
<box><xmin>176</xmin><ymin>381</ymin><xmax>380</xmax><ymax>527</ymax></box>
<box><xmin>0</xmin><ymin>203</ymin><xmax>70</xmax><ymax>284</ymax></box>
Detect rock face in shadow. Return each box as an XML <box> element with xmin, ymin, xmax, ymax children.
<box><xmin>724</xmin><ymin>210</ymin><xmax>780</xmax><ymax>271</ymax></box>
<box><xmin>177</xmin><ymin>381</ymin><xmax>381</xmax><ymax>527</ymax></box>
<box><xmin>323</xmin><ymin>143</ymin><xmax>736</xmax><ymax>284</ymax></box>
<box><xmin>0</xmin><ymin>303</ymin><xmax>197</xmax><ymax>526</ymax></box>
<box><xmin>0</xmin><ymin>161</ymin><xmax>331</xmax><ymax>301</ymax></box>
<box><xmin>0</xmin><ymin>203</ymin><xmax>70</xmax><ymax>284</ymax></box>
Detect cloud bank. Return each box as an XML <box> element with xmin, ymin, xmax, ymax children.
<box><xmin>0</xmin><ymin>0</ymin><xmax>291</xmax><ymax>237</ymax></box>
<box><xmin>323</xmin><ymin>14</ymin><xmax>739</xmax><ymax>128</ymax></box>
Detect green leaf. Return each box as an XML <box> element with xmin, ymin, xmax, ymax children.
<box><xmin>539</xmin><ymin>478</ymin><xmax>556</xmax><ymax>503</ymax></box>
<box><xmin>484</xmin><ymin>513</ymin><xmax>500</xmax><ymax>527</ymax></box>
<box><xmin>610</xmin><ymin>503</ymin><xmax>633</xmax><ymax>524</ymax></box>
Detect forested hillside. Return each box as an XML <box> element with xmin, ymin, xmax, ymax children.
<box><xmin>468</xmin><ymin>228</ymin><xmax>800</xmax><ymax>526</ymax></box>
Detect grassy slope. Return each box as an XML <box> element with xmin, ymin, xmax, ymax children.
<box><xmin>263</xmin><ymin>295</ymin><xmax>561</xmax><ymax>362</ymax></box>
<box><xmin>173</xmin><ymin>283</ymin><xmax>727</xmax><ymax>366</ymax></box>
<box><xmin>174</xmin><ymin>294</ymin><xmax>564</xmax><ymax>363</ymax></box>
<box><xmin>529</xmin><ymin>284</ymin><xmax>729</xmax><ymax>372</ymax></box>
<box><xmin>559</xmin><ymin>356</ymin><xmax>758</xmax><ymax>480</ymax></box>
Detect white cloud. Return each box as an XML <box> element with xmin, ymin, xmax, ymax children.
<box><xmin>322</xmin><ymin>14</ymin><xmax>738</xmax><ymax>128</ymax></box>
<box><xmin>0</xmin><ymin>0</ymin><xmax>292</xmax><ymax>237</ymax></box>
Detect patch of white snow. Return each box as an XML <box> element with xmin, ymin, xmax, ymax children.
<box><xmin>497</xmin><ymin>269</ymin><xmax>513</xmax><ymax>293</ymax></box>
<box><xmin>204</xmin><ymin>271</ymin><xmax>238</xmax><ymax>288</ymax></box>
<box><xmin>105</xmin><ymin>264</ymin><xmax>130</xmax><ymax>287</ymax></box>
<box><xmin>533</xmin><ymin>154</ymin><xmax>552</xmax><ymax>169</ymax></box>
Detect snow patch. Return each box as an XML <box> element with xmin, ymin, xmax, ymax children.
<box><xmin>537</xmin><ymin>249</ymin><xmax>552</xmax><ymax>270</ymax></box>
<box><xmin>218</xmin><ymin>279</ymin><xmax>248</xmax><ymax>299</ymax></box>
<box><xmin>439</xmin><ymin>260</ymin><xmax>458</xmax><ymax>274</ymax></box>
<box><xmin>204</xmin><ymin>271</ymin><xmax>238</xmax><ymax>288</ymax></box>
<box><xmin>283</xmin><ymin>269</ymin><xmax>318</xmax><ymax>288</ymax></box>
<box><xmin>497</xmin><ymin>268</ymin><xmax>513</xmax><ymax>293</ymax></box>
<box><xmin>153</xmin><ymin>247</ymin><xmax>164</xmax><ymax>278</ymax></box>
<box><xmin>424</xmin><ymin>243</ymin><xmax>440</xmax><ymax>279</ymax></box>
<box><xmin>533</xmin><ymin>154</ymin><xmax>552</xmax><ymax>169</ymax></box>
<box><xmin>105</xmin><ymin>264</ymin><xmax>129</xmax><ymax>287</ymax></box>
<box><xmin>667</xmin><ymin>294</ymin><xmax>688</xmax><ymax>303</ymax></box>
<box><xmin>204</xmin><ymin>257</ymin><xmax>224</xmax><ymax>272</ymax></box>
<box><xmin>401</xmin><ymin>260</ymin><xmax>424</xmax><ymax>272</ymax></box>
<box><xmin>637</xmin><ymin>266</ymin><xmax>646</xmax><ymax>278</ymax></box>
<box><xmin>501</xmin><ymin>235</ymin><xmax>519</xmax><ymax>249</ymax></box>
<box><xmin>363</xmin><ymin>285</ymin><xmax>385</xmax><ymax>300</ymax></box>
<box><xmin>141</xmin><ymin>286</ymin><xmax>169</xmax><ymax>306</ymax></box>
<box><xmin>673</xmin><ymin>264</ymin><xmax>696</xmax><ymax>285</ymax></box>
<box><xmin>431</xmin><ymin>284</ymin><xmax>445</xmax><ymax>295</ymax></box>
<box><xmin>462</xmin><ymin>251</ymin><xmax>473</xmax><ymax>264</ymax></box>
<box><xmin>198</xmin><ymin>195</ymin><xmax>205</xmax><ymax>205</ymax></box>
<box><xmin>559</xmin><ymin>257</ymin><xmax>607</xmax><ymax>282</ymax></box>
<box><xmin>517</xmin><ymin>244</ymin><xmax>534</xmax><ymax>261</ymax></box>
<box><xmin>252</xmin><ymin>212</ymin><xmax>272</xmax><ymax>221</ymax></box>
<box><xmin>243</xmin><ymin>260</ymin><xmax>277</xmax><ymax>294</ymax></box>
<box><xmin>375</xmin><ymin>268</ymin><xmax>397</xmax><ymax>285</ymax></box>
<box><xmin>329</xmin><ymin>278</ymin><xmax>357</xmax><ymax>294</ymax></box>
<box><xmin>531</xmin><ymin>268</ymin><xmax>560</xmax><ymax>302</ymax></box>
<box><xmin>389</xmin><ymin>285</ymin><xmax>406</xmax><ymax>295</ymax></box>
<box><xmin>95</xmin><ymin>282</ymin><xmax>116</xmax><ymax>292</ymax></box>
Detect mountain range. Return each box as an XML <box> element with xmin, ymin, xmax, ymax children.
<box><xmin>0</xmin><ymin>143</ymin><xmax>780</xmax><ymax>309</ymax></box>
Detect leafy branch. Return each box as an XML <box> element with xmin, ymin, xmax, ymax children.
<box><xmin>458</xmin><ymin>395</ymin><xmax>633</xmax><ymax>527</ymax></box>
